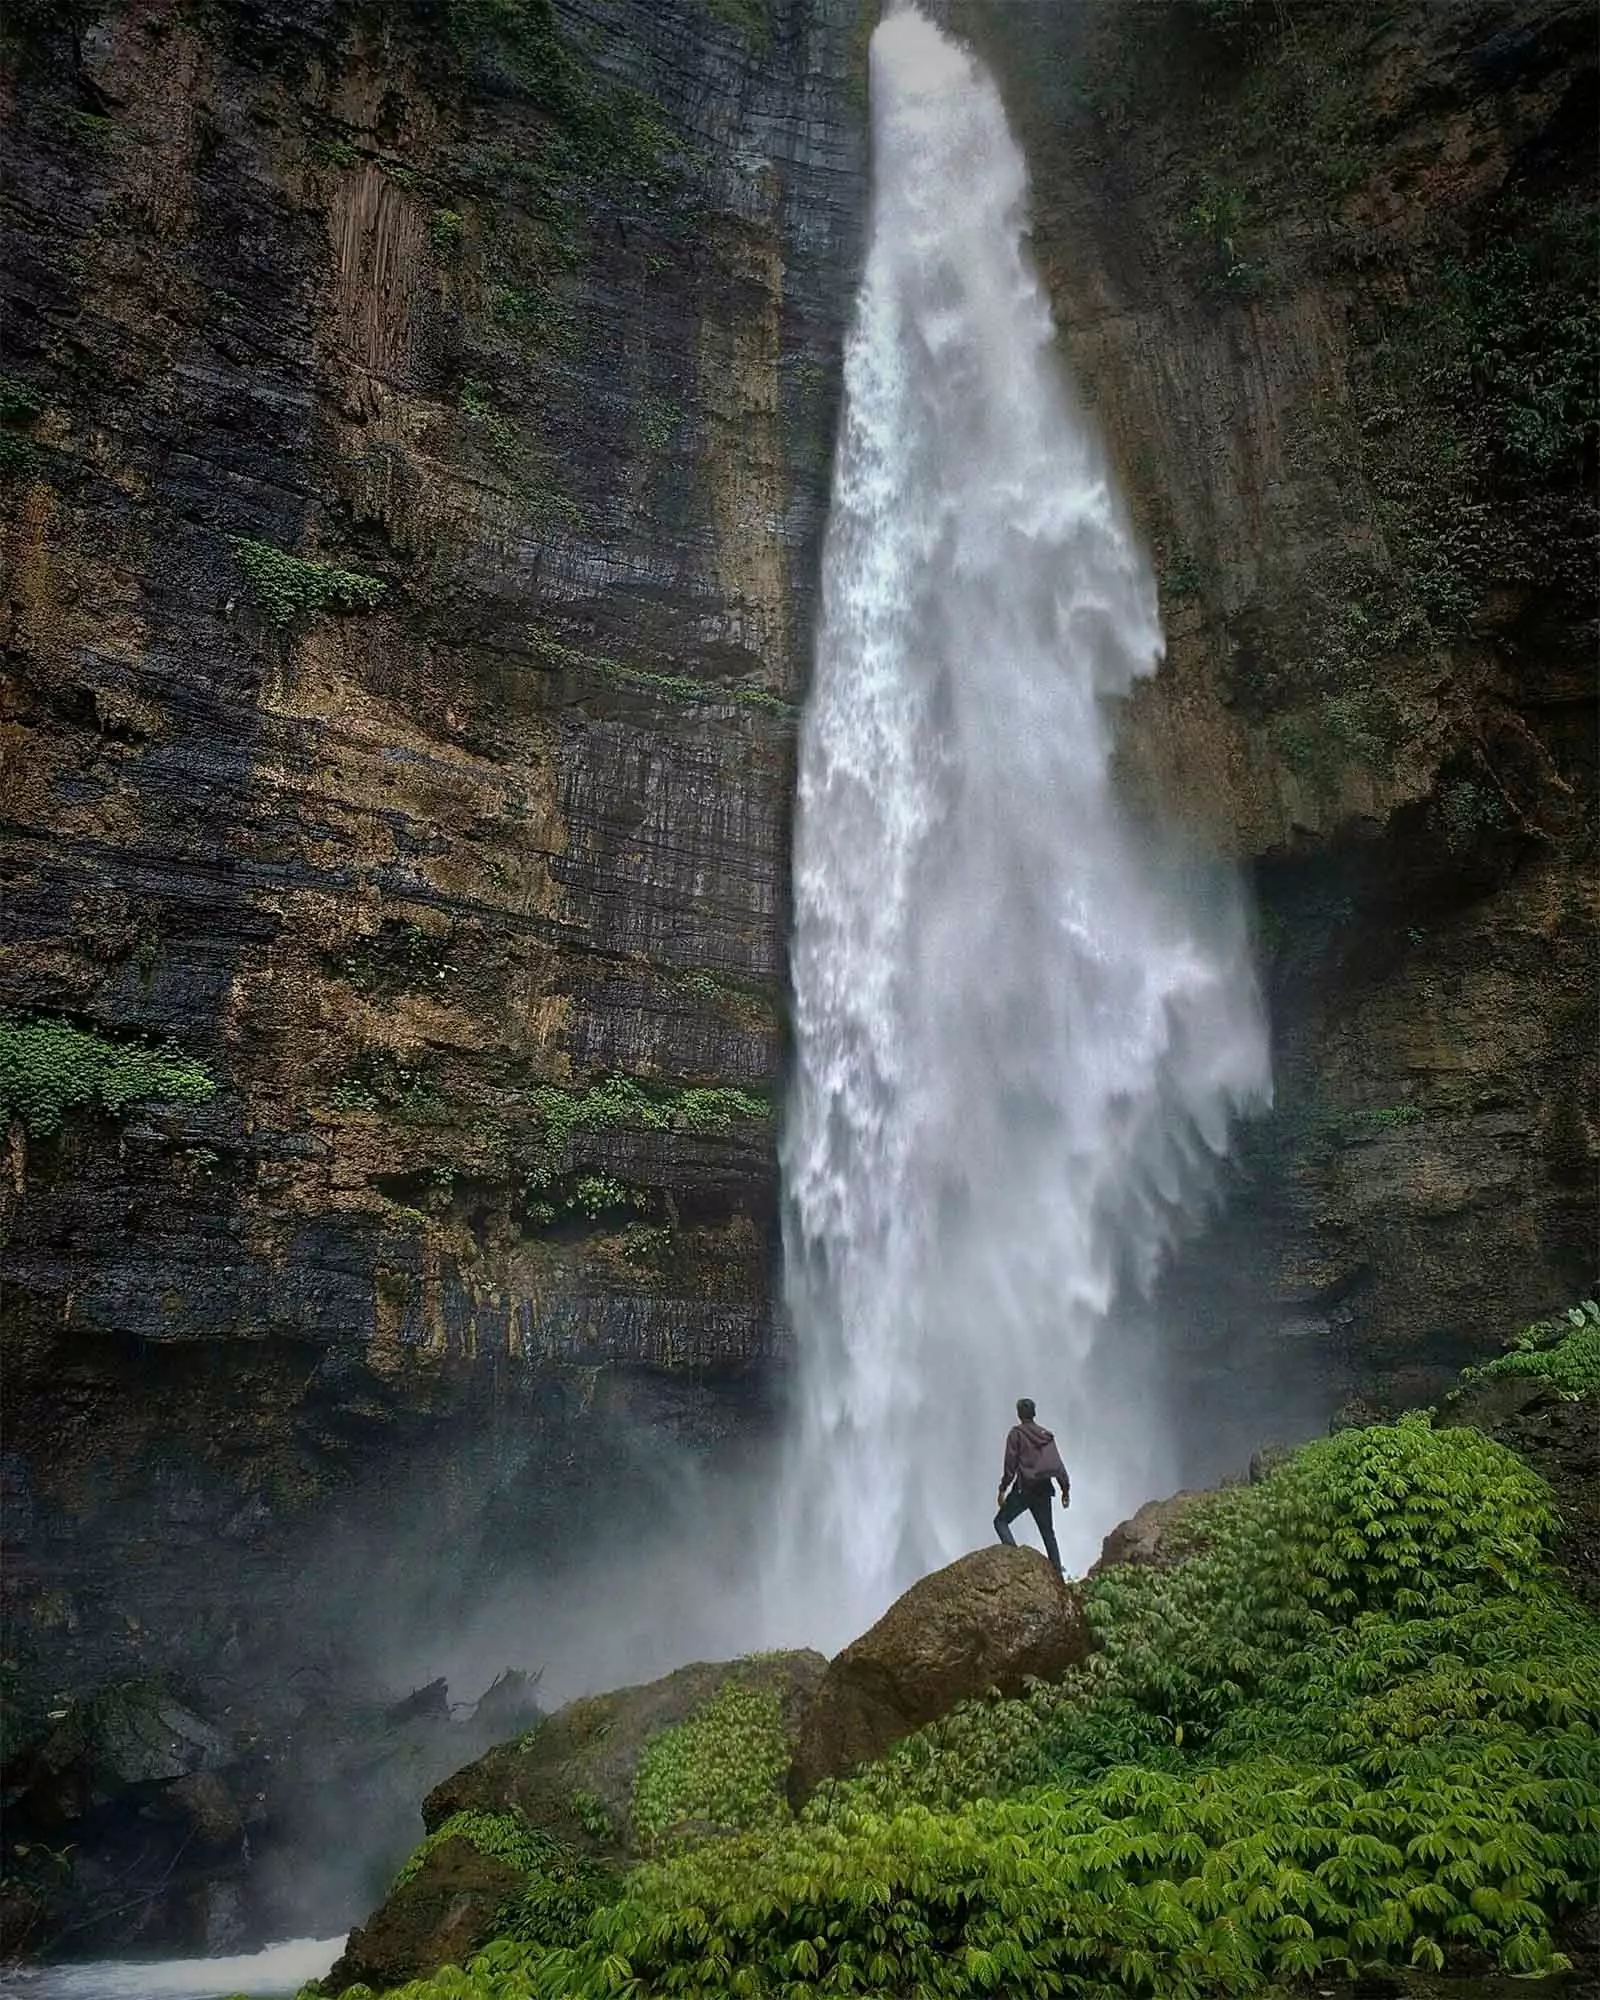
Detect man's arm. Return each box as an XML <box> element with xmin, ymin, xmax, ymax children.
<box><xmin>997</xmin><ymin>1426</ymin><xmax>1019</xmax><ymax>1506</ymax></box>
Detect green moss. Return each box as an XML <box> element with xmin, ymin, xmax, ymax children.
<box><xmin>230</xmin><ymin>538</ymin><xmax>383</xmax><ymax>628</ymax></box>
<box><xmin>0</xmin><ymin>1018</ymin><xmax>216</xmax><ymax>1138</ymax></box>
<box><xmin>638</xmin><ymin>394</ymin><xmax>681</xmax><ymax>457</ymax></box>
<box><xmin>1269</xmin><ymin>687</ymin><xmax>1403</xmax><ymax>793</ymax></box>
<box><xmin>1461</xmin><ymin>1300</ymin><xmax>1600</xmax><ymax>1402</ymax></box>
<box><xmin>0</xmin><ymin>376</ymin><xmax>44</xmax><ymax>425</ymax></box>
<box><xmin>430</xmin><ymin>207</ymin><xmax>466</xmax><ymax>252</ymax></box>
<box><xmin>631</xmin><ymin>1680</ymin><xmax>790</xmax><ymax>1845</ymax></box>
<box><xmin>1437</xmin><ymin>778</ymin><xmax>1509</xmax><ymax>852</ymax></box>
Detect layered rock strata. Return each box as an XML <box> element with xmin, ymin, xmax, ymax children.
<box><xmin>1</xmin><ymin>0</ymin><xmax>867</xmax><ymax>1692</ymax></box>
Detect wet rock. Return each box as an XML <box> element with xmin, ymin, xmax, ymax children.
<box><xmin>1248</xmin><ymin>1440</ymin><xmax>1292</xmax><ymax>1483</ymax></box>
<box><xmin>327</xmin><ymin>1834</ymin><xmax>524</xmax><ymax>1996</ymax></box>
<box><xmin>788</xmin><ymin>1547</ymin><xmax>1094</xmax><ymax>1805</ymax></box>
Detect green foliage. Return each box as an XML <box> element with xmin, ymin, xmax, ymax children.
<box><xmin>638</xmin><ymin>394</ymin><xmax>681</xmax><ymax>457</ymax></box>
<box><xmin>566</xmin><ymin>1788</ymin><xmax>614</xmax><ymax>1843</ymax></box>
<box><xmin>0</xmin><ymin>1017</ymin><xmax>215</xmax><ymax>1137</ymax></box>
<box><xmin>329</xmin><ymin>1405</ymin><xmax>1598</xmax><ymax>2000</ymax></box>
<box><xmin>705</xmin><ymin>0</ymin><xmax>771</xmax><ymax>50</ymax></box>
<box><xmin>531</xmin><ymin>1075</ymin><xmax>769</xmax><ymax>1154</ymax></box>
<box><xmin>1270</xmin><ymin>685</ymin><xmax>1403</xmax><ymax>792</ymax></box>
<box><xmin>1433</xmin><ymin>209</ymin><xmax>1600</xmax><ymax>479</ymax></box>
<box><xmin>499</xmin><ymin>1847</ymin><xmax>617</xmax><ymax>1947</ymax></box>
<box><xmin>330</xmin><ymin>1055</ymin><xmax>445</xmax><ymax>1120</ymax></box>
<box><xmin>617</xmin><ymin>1222</ymin><xmax>676</xmax><ymax>1269</ymax></box>
<box><xmin>392</xmin><ymin>1810</ymin><xmax>553</xmax><ymax>1892</ymax></box>
<box><xmin>631</xmin><ymin>1681</ymin><xmax>790</xmax><ymax>1846</ymax></box>
<box><xmin>430</xmin><ymin>207</ymin><xmax>467</xmax><ymax>252</ymax></box>
<box><xmin>1437</xmin><ymin>777</ymin><xmax>1509</xmax><ymax>852</ymax></box>
<box><xmin>1184</xmin><ymin>179</ymin><xmax>1260</xmax><ymax>296</ymax></box>
<box><xmin>0</xmin><ymin>376</ymin><xmax>44</xmax><ymax>425</ymax></box>
<box><xmin>439</xmin><ymin>0</ymin><xmax>684</xmax><ymax>197</ymax></box>
<box><xmin>533</xmin><ymin>636</ymin><xmax>793</xmax><ymax>714</ymax></box>
<box><xmin>231</xmin><ymin>538</ymin><xmax>383</xmax><ymax>627</ymax></box>
<box><xmin>1461</xmin><ymin>1301</ymin><xmax>1600</xmax><ymax>1402</ymax></box>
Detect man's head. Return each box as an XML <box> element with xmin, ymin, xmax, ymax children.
<box><xmin>1016</xmin><ymin>1397</ymin><xmax>1035</xmax><ymax>1421</ymax></box>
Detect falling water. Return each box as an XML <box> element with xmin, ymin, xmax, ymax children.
<box><xmin>766</xmin><ymin>7</ymin><xmax>1270</xmax><ymax>1649</ymax></box>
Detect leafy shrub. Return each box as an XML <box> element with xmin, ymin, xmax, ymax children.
<box><xmin>0</xmin><ymin>1017</ymin><xmax>215</xmax><ymax>1136</ymax></box>
<box><xmin>231</xmin><ymin>537</ymin><xmax>383</xmax><ymax>627</ymax></box>
<box><xmin>1460</xmin><ymin>1300</ymin><xmax>1600</xmax><ymax>1401</ymax></box>
<box><xmin>391</xmin><ymin>1810</ymin><xmax>552</xmax><ymax>1891</ymax></box>
<box><xmin>631</xmin><ymin>1681</ymin><xmax>790</xmax><ymax>1846</ymax></box>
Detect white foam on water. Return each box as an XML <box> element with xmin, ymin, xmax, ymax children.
<box><xmin>0</xmin><ymin>1935</ymin><xmax>343</xmax><ymax>2000</ymax></box>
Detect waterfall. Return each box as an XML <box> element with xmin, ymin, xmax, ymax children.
<box><xmin>766</xmin><ymin>7</ymin><xmax>1270</xmax><ymax>1650</ymax></box>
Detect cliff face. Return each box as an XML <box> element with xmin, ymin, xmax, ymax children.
<box><xmin>966</xmin><ymin>0</ymin><xmax>1596</xmax><ymax>1450</ymax></box>
<box><xmin>1</xmin><ymin>0</ymin><xmax>866</xmax><ymax>1692</ymax></box>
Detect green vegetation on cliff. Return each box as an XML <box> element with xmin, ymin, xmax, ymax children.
<box><xmin>391</xmin><ymin>1812</ymin><xmax>552</xmax><ymax>1892</ymax></box>
<box><xmin>0</xmin><ymin>1018</ymin><xmax>216</xmax><ymax>1137</ymax></box>
<box><xmin>318</xmin><ymin>1316</ymin><xmax>1600</xmax><ymax>1997</ymax></box>
<box><xmin>1459</xmin><ymin>1299</ymin><xmax>1600</xmax><ymax>1403</ymax></box>
<box><xmin>631</xmin><ymin>1681</ymin><xmax>790</xmax><ymax>1846</ymax></box>
<box><xmin>230</xmin><ymin>538</ymin><xmax>384</xmax><ymax>627</ymax></box>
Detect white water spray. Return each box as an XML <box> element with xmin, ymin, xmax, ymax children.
<box><xmin>766</xmin><ymin>8</ymin><xmax>1270</xmax><ymax>1648</ymax></box>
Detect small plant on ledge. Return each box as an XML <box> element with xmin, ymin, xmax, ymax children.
<box><xmin>229</xmin><ymin>537</ymin><xmax>384</xmax><ymax>628</ymax></box>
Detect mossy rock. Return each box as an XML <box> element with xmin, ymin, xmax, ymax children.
<box><xmin>327</xmin><ymin>1651</ymin><xmax>824</xmax><ymax>1991</ymax></box>
<box><xmin>325</xmin><ymin>1831</ymin><xmax>523</xmax><ymax>1994</ymax></box>
<box><xmin>421</xmin><ymin>1648</ymin><xmax>824</xmax><ymax>1856</ymax></box>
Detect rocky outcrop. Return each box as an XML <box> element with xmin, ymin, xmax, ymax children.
<box><xmin>1088</xmin><ymin>1490</ymin><xmax>1209</xmax><ymax>1578</ymax></box>
<box><xmin>331</xmin><ymin>1646</ymin><xmax>824</xmax><ymax>1990</ymax></box>
<box><xmin>0</xmin><ymin>0</ymin><xmax>865</xmax><ymax>1717</ymax></box>
<box><xmin>963</xmin><ymin>0</ymin><xmax>1597</xmax><ymax>1459</ymax></box>
<box><xmin>787</xmin><ymin>1547</ymin><xmax>1095</xmax><ymax>1805</ymax></box>
<box><xmin>423</xmin><ymin>1648</ymin><xmax>825</xmax><ymax>1845</ymax></box>
<box><xmin>330</xmin><ymin>1834</ymin><xmax>527</xmax><ymax>1997</ymax></box>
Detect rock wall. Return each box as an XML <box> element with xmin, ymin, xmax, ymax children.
<box><xmin>1</xmin><ymin>0</ymin><xmax>868</xmax><ymax>1693</ymax></box>
<box><xmin>964</xmin><ymin>0</ymin><xmax>1596</xmax><ymax>1456</ymax></box>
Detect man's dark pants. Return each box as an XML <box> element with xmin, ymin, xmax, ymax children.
<box><xmin>994</xmin><ymin>1481</ymin><xmax>1062</xmax><ymax>1574</ymax></box>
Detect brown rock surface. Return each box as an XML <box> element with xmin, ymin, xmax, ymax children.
<box><xmin>0</xmin><ymin>0</ymin><xmax>866</xmax><ymax>1706</ymax></box>
<box><xmin>327</xmin><ymin>1833</ymin><xmax>523</xmax><ymax>1997</ymax></box>
<box><xmin>1089</xmin><ymin>1490</ymin><xmax>1210</xmax><ymax>1578</ymax></box>
<box><xmin>788</xmin><ymin>1547</ymin><xmax>1095</xmax><ymax>1805</ymax></box>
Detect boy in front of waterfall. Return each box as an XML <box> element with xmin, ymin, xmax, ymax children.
<box><xmin>994</xmin><ymin>1397</ymin><xmax>1070</xmax><ymax>1577</ymax></box>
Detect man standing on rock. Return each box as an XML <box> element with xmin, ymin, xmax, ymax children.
<box><xmin>994</xmin><ymin>1398</ymin><xmax>1070</xmax><ymax>1577</ymax></box>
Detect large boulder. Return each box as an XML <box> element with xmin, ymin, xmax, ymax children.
<box><xmin>787</xmin><ymin>1547</ymin><xmax>1094</xmax><ymax>1805</ymax></box>
<box><xmin>1088</xmin><ymin>1489</ymin><xmax>1211</xmax><ymax>1577</ymax></box>
<box><xmin>327</xmin><ymin>1649</ymin><xmax>825</xmax><ymax>1993</ymax></box>
<box><xmin>330</xmin><ymin>1834</ymin><xmax>525</xmax><ymax>1996</ymax></box>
